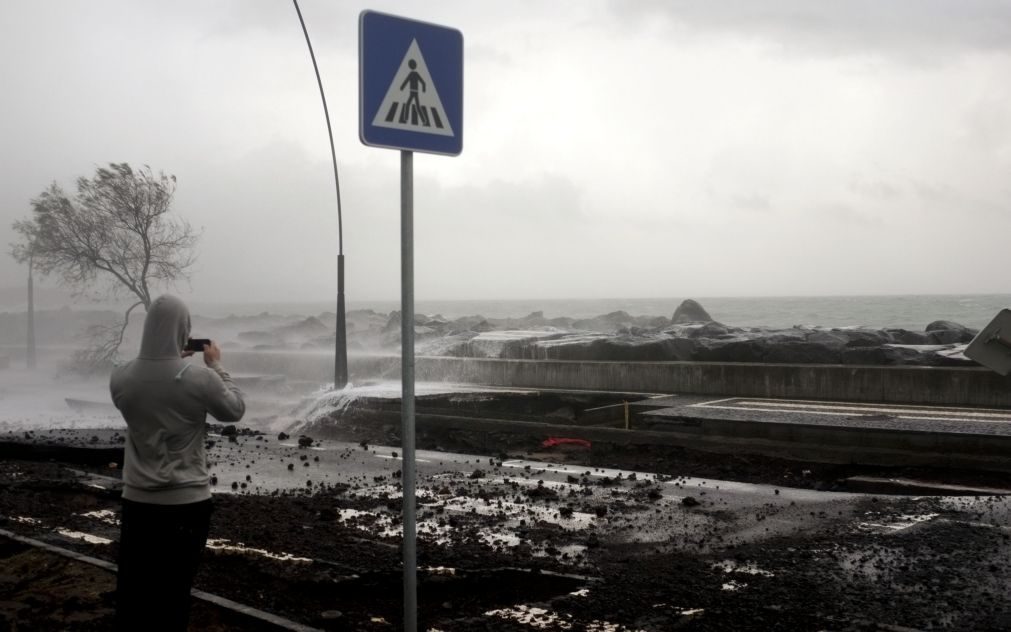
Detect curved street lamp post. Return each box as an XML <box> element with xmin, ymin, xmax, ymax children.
<box><xmin>293</xmin><ymin>0</ymin><xmax>348</xmax><ymax>389</ymax></box>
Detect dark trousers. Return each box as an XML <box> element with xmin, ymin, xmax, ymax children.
<box><xmin>115</xmin><ymin>498</ymin><xmax>212</xmax><ymax>632</ymax></box>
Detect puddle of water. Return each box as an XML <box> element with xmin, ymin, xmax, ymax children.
<box><xmin>13</xmin><ymin>516</ymin><xmax>42</xmax><ymax>525</ymax></box>
<box><xmin>440</xmin><ymin>495</ymin><xmax>597</xmax><ymax>530</ymax></box>
<box><xmin>56</xmin><ymin>529</ymin><xmax>112</xmax><ymax>545</ymax></box>
<box><xmin>585</xmin><ymin>622</ymin><xmax>648</xmax><ymax>632</ymax></box>
<box><xmin>206</xmin><ymin>538</ymin><xmax>312</xmax><ymax>563</ymax></box>
<box><xmin>553</xmin><ymin>544</ymin><xmax>588</xmax><ymax>558</ymax></box>
<box><xmin>858</xmin><ymin>513</ymin><xmax>938</xmax><ymax>533</ymax></box>
<box><xmin>713</xmin><ymin>560</ymin><xmax>775</xmax><ymax>577</ymax></box>
<box><xmin>477</xmin><ymin>529</ymin><xmax>520</xmax><ymax>548</ymax></box>
<box><xmin>336</xmin><ymin>508</ymin><xmax>587</xmax><ymax>561</ymax></box>
<box><xmin>485</xmin><ymin>605</ymin><xmax>573</xmax><ymax>630</ymax></box>
<box><xmin>350</xmin><ymin>484</ymin><xmax>438</xmax><ymax>503</ymax></box>
<box><xmin>79</xmin><ymin>509</ymin><xmax>119</xmax><ymax>526</ymax></box>
<box><xmin>722</xmin><ymin>580</ymin><xmax>747</xmax><ymax>591</ymax></box>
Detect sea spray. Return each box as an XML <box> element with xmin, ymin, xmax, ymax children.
<box><xmin>287</xmin><ymin>382</ymin><xmax>365</xmax><ymax>431</ymax></box>
<box><xmin>284</xmin><ymin>381</ymin><xmax>529</xmax><ymax>434</ymax></box>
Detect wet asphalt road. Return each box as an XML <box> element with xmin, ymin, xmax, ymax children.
<box><xmin>203</xmin><ymin>431</ymin><xmax>1005</xmax><ymax>556</ymax></box>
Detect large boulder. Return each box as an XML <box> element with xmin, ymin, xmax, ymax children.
<box><xmin>838</xmin><ymin>329</ymin><xmax>891</xmax><ymax>347</ymax></box>
<box><xmin>805</xmin><ymin>330</ymin><xmax>849</xmax><ymax>346</ymax></box>
<box><xmin>926</xmin><ymin>320</ymin><xmax>966</xmax><ymax>332</ymax></box>
<box><xmin>572</xmin><ymin>311</ymin><xmax>636</xmax><ymax>332</ymax></box>
<box><xmin>671</xmin><ymin>299</ymin><xmax>713</xmax><ymax>324</ymax></box>
<box><xmin>840</xmin><ymin>345</ymin><xmax>923</xmax><ymax>365</ymax></box>
<box><xmin>764</xmin><ymin>341</ymin><xmax>841</xmax><ymax>364</ymax></box>
<box><xmin>924</xmin><ymin>320</ymin><xmax>976</xmax><ymax>344</ymax></box>
<box><xmin>883</xmin><ymin>328</ymin><xmax>929</xmax><ymax>345</ymax></box>
<box><xmin>534</xmin><ymin>335</ymin><xmax>690</xmax><ymax>362</ymax></box>
<box><xmin>692</xmin><ymin>338</ymin><xmax>768</xmax><ymax>362</ymax></box>
<box><xmin>517</xmin><ymin>311</ymin><xmax>549</xmax><ymax>327</ymax></box>
<box><xmin>666</xmin><ymin>321</ymin><xmax>734</xmax><ymax>338</ymax></box>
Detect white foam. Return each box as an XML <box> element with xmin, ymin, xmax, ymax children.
<box><xmin>79</xmin><ymin>509</ymin><xmax>119</xmax><ymax>525</ymax></box>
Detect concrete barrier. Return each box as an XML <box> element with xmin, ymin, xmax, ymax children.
<box><xmin>220</xmin><ymin>351</ymin><xmax>1011</xmax><ymax>408</ymax></box>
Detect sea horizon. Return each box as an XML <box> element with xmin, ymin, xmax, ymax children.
<box><xmin>2</xmin><ymin>290</ymin><xmax>1008</xmax><ymax>331</ymax></box>
<box><xmin>188</xmin><ymin>293</ymin><xmax>1010</xmax><ymax>331</ymax></box>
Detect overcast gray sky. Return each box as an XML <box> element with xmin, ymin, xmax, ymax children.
<box><xmin>2</xmin><ymin>1</ymin><xmax>1009</xmax><ymax>303</ymax></box>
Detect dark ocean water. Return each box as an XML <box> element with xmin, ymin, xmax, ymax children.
<box><xmin>194</xmin><ymin>295</ymin><xmax>1011</xmax><ymax>331</ymax></box>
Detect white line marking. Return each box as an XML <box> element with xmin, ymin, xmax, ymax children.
<box><xmin>730</xmin><ymin>400</ymin><xmax>1011</xmax><ymax>419</ymax></box>
<box><xmin>693</xmin><ymin>397</ymin><xmax>1011</xmax><ymax>414</ymax></box>
<box><xmin>695</xmin><ymin>404</ymin><xmax>1011</xmax><ymax>425</ymax></box>
<box><xmin>691</xmin><ymin>397</ymin><xmax>740</xmax><ymax>406</ymax></box>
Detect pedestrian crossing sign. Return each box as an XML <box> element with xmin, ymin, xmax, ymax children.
<box><xmin>360</xmin><ymin>11</ymin><xmax>463</xmax><ymax>156</ymax></box>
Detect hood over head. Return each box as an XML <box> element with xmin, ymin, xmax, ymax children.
<box><xmin>138</xmin><ymin>295</ymin><xmax>191</xmax><ymax>359</ymax></box>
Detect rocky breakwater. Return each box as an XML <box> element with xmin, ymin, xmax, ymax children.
<box><xmin>421</xmin><ymin>300</ymin><xmax>980</xmax><ymax>367</ymax></box>
<box><xmin>200</xmin><ymin>300</ymin><xmax>981</xmax><ymax>368</ymax></box>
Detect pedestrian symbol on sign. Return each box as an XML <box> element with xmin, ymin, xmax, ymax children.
<box><xmin>372</xmin><ymin>39</ymin><xmax>455</xmax><ymax>137</ymax></box>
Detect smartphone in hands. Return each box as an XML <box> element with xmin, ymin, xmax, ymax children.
<box><xmin>184</xmin><ymin>338</ymin><xmax>212</xmax><ymax>353</ymax></box>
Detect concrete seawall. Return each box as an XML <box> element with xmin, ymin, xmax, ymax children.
<box><xmin>222</xmin><ymin>351</ymin><xmax>1011</xmax><ymax>407</ymax></box>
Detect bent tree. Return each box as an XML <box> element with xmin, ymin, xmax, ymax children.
<box><xmin>10</xmin><ymin>163</ymin><xmax>199</xmax><ymax>370</ymax></box>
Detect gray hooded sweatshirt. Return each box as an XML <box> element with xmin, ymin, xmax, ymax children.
<box><xmin>110</xmin><ymin>295</ymin><xmax>245</xmax><ymax>504</ymax></box>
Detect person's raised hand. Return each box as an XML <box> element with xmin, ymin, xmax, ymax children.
<box><xmin>203</xmin><ymin>340</ymin><xmax>222</xmax><ymax>366</ymax></box>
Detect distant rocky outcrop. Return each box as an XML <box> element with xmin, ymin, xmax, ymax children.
<box><xmin>672</xmin><ymin>299</ymin><xmax>713</xmax><ymax>324</ymax></box>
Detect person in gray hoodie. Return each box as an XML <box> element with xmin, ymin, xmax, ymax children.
<box><xmin>110</xmin><ymin>294</ymin><xmax>244</xmax><ymax>631</ymax></box>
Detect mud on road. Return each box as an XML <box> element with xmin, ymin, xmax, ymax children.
<box><xmin>1</xmin><ymin>428</ymin><xmax>1011</xmax><ymax>631</ymax></box>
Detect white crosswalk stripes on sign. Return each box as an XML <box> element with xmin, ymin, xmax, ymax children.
<box><xmin>372</xmin><ymin>39</ymin><xmax>454</xmax><ymax>137</ymax></box>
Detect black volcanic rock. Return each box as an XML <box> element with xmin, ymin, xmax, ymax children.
<box><xmin>672</xmin><ymin>299</ymin><xmax>713</xmax><ymax>324</ymax></box>
<box><xmin>840</xmin><ymin>345</ymin><xmax>923</xmax><ymax>365</ymax></box>
<box><xmin>883</xmin><ymin>328</ymin><xmax>929</xmax><ymax>345</ymax></box>
<box><xmin>764</xmin><ymin>341</ymin><xmax>841</xmax><ymax>364</ymax></box>
<box><xmin>693</xmin><ymin>338</ymin><xmax>768</xmax><ymax>363</ymax></box>
<box><xmin>689</xmin><ymin>322</ymin><xmax>731</xmax><ymax>338</ymax></box>
<box><xmin>924</xmin><ymin>320</ymin><xmax>976</xmax><ymax>344</ymax></box>
<box><xmin>536</xmin><ymin>336</ymin><xmax>692</xmax><ymax>362</ymax></box>
<box><xmin>926</xmin><ymin>320</ymin><xmax>966</xmax><ymax>332</ymax></box>
<box><xmin>572</xmin><ymin>311</ymin><xmax>636</xmax><ymax>333</ymax></box>
<box><xmin>471</xmin><ymin>320</ymin><xmax>494</xmax><ymax>333</ymax></box>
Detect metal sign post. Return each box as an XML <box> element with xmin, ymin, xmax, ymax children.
<box><xmin>360</xmin><ymin>11</ymin><xmax>462</xmax><ymax>631</ymax></box>
<box><xmin>399</xmin><ymin>149</ymin><xmax>416</xmax><ymax>630</ymax></box>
